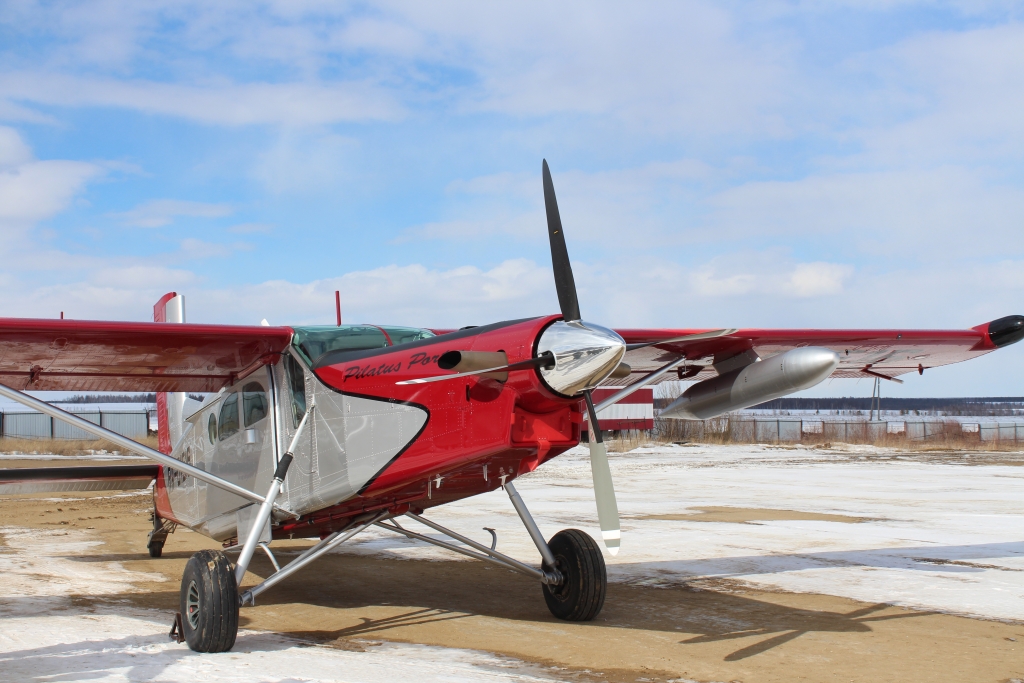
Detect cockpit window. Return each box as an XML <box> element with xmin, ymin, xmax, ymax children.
<box><xmin>242</xmin><ymin>382</ymin><xmax>268</xmax><ymax>426</ymax></box>
<box><xmin>218</xmin><ymin>393</ymin><xmax>239</xmax><ymax>441</ymax></box>
<box><xmin>292</xmin><ymin>326</ymin><xmax>388</xmax><ymax>365</ymax></box>
<box><xmin>283</xmin><ymin>353</ymin><xmax>306</xmax><ymax>428</ymax></box>
<box><xmin>291</xmin><ymin>325</ymin><xmax>435</xmax><ymax>365</ymax></box>
<box><xmin>378</xmin><ymin>326</ymin><xmax>436</xmax><ymax>345</ymax></box>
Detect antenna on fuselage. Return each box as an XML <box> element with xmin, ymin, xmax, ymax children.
<box><xmin>335</xmin><ymin>290</ymin><xmax>342</xmax><ymax>326</ymax></box>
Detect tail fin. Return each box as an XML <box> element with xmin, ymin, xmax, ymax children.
<box><xmin>154</xmin><ymin>292</ymin><xmax>186</xmax><ymax>455</ymax></box>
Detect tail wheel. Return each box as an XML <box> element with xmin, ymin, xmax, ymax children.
<box><xmin>542</xmin><ymin>529</ymin><xmax>606</xmax><ymax>621</ymax></box>
<box><xmin>179</xmin><ymin>550</ymin><xmax>239</xmax><ymax>652</ymax></box>
<box><xmin>148</xmin><ymin>541</ymin><xmax>164</xmax><ymax>558</ymax></box>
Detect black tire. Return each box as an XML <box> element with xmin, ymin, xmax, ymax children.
<box><xmin>179</xmin><ymin>550</ymin><xmax>239</xmax><ymax>652</ymax></box>
<box><xmin>542</xmin><ymin>529</ymin><xmax>606</xmax><ymax>621</ymax></box>
<box><xmin>148</xmin><ymin>541</ymin><xmax>164</xmax><ymax>558</ymax></box>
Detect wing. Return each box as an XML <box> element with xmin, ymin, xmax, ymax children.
<box><xmin>612</xmin><ymin>315</ymin><xmax>1024</xmax><ymax>386</ymax></box>
<box><xmin>0</xmin><ymin>318</ymin><xmax>293</xmax><ymax>392</ymax></box>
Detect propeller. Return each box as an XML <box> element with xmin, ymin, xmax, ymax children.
<box><xmin>541</xmin><ymin>160</ymin><xmax>621</xmax><ymax>555</ymax></box>
<box><xmin>543</xmin><ymin>159</ymin><xmax>582</xmax><ymax>323</ymax></box>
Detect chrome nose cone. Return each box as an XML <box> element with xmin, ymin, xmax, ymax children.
<box><xmin>536</xmin><ymin>321</ymin><xmax>626</xmax><ymax>397</ymax></box>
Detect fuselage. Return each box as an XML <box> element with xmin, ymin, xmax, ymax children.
<box><xmin>156</xmin><ymin>315</ymin><xmax>585</xmax><ymax>543</ymax></box>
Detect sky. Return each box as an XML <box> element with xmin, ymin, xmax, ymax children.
<box><xmin>1</xmin><ymin>1</ymin><xmax>1023</xmax><ymax>398</ymax></box>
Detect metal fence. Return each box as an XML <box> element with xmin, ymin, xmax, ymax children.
<box><xmin>657</xmin><ymin>417</ymin><xmax>1024</xmax><ymax>444</ymax></box>
<box><xmin>0</xmin><ymin>410</ymin><xmax>149</xmax><ymax>440</ymax></box>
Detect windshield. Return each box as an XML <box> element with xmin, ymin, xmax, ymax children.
<box><xmin>291</xmin><ymin>325</ymin><xmax>435</xmax><ymax>365</ymax></box>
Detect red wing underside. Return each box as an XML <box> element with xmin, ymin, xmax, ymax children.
<box><xmin>609</xmin><ymin>327</ymin><xmax>995</xmax><ymax>386</ymax></box>
<box><xmin>0</xmin><ymin>318</ymin><xmax>293</xmax><ymax>392</ymax></box>
<box><xmin>0</xmin><ymin>317</ymin><xmax>997</xmax><ymax>393</ymax></box>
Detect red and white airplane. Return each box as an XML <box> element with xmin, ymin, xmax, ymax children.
<box><xmin>1</xmin><ymin>161</ymin><xmax>1021</xmax><ymax>652</ymax></box>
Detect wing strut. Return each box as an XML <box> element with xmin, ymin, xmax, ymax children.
<box><xmin>0</xmin><ymin>383</ymin><xmax>296</xmax><ymax>517</ymax></box>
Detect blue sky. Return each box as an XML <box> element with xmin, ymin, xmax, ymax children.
<box><xmin>1</xmin><ymin>1</ymin><xmax>1023</xmax><ymax>398</ymax></box>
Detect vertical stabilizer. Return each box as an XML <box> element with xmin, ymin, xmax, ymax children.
<box><xmin>154</xmin><ymin>292</ymin><xmax>187</xmax><ymax>454</ymax></box>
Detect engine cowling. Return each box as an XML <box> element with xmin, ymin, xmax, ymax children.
<box><xmin>660</xmin><ymin>347</ymin><xmax>840</xmax><ymax>420</ymax></box>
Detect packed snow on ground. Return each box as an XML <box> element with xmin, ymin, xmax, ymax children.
<box><xmin>0</xmin><ymin>527</ymin><xmax>562</xmax><ymax>683</ymax></box>
<box><xmin>350</xmin><ymin>443</ymin><xmax>1024</xmax><ymax>622</ymax></box>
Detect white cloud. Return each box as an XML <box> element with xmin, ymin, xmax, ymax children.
<box><xmin>189</xmin><ymin>258</ymin><xmax>556</xmax><ymax>328</ymax></box>
<box><xmin>110</xmin><ymin>199</ymin><xmax>234</xmax><ymax>228</ymax></box>
<box><xmin>252</xmin><ymin>130</ymin><xmax>359</xmax><ymax>194</ymax></box>
<box><xmin>786</xmin><ymin>262</ymin><xmax>855</xmax><ymax>297</ymax></box>
<box><xmin>0</xmin><ymin>159</ymin><xmax>102</xmax><ymax>232</ymax></box>
<box><xmin>848</xmin><ymin>22</ymin><xmax>1024</xmax><ymax>162</ymax></box>
<box><xmin>89</xmin><ymin>265</ymin><xmax>199</xmax><ymax>290</ymax></box>
<box><xmin>0</xmin><ymin>126</ymin><xmax>33</xmax><ymax>167</ymax></box>
<box><xmin>0</xmin><ymin>72</ymin><xmax>403</xmax><ymax>127</ymax></box>
<box><xmin>0</xmin><ymin>3</ymin><xmax>788</xmax><ymax>136</ymax></box>
<box><xmin>706</xmin><ymin>166</ymin><xmax>1024</xmax><ymax>258</ymax></box>
<box><xmin>399</xmin><ymin>160</ymin><xmax>717</xmax><ymax>245</ymax></box>
<box><xmin>227</xmin><ymin>222</ymin><xmax>273</xmax><ymax>234</ymax></box>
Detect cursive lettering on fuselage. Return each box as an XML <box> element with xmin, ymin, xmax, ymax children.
<box><xmin>408</xmin><ymin>351</ymin><xmax>441</xmax><ymax>367</ymax></box>
<box><xmin>344</xmin><ymin>360</ymin><xmax>403</xmax><ymax>382</ymax></box>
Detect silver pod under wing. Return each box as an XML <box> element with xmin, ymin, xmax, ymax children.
<box><xmin>661</xmin><ymin>347</ymin><xmax>840</xmax><ymax>420</ymax></box>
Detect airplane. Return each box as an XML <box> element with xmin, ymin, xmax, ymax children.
<box><xmin>1</xmin><ymin>160</ymin><xmax>1022</xmax><ymax>653</ymax></box>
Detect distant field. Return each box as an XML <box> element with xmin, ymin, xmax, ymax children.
<box><xmin>0</xmin><ymin>435</ymin><xmax>159</xmax><ymax>456</ymax></box>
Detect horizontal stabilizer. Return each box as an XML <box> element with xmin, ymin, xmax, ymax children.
<box><xmin>0</xmin><ymin>465</ymin><xmax>159</xmax><ymax>495</ymax></box>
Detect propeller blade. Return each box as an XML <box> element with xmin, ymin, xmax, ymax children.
<box><xmin>583</xmin><ymin>390</ymin><xmax>620</xmax><ymax>555</ymax></box>
<box><xmin>542</xmin><ymin>160</ymin><xmax>582</xmax><ymax>322</ymax></box>
<box><xmin>396</xmin><ymin>352</ymin><xmax>554</xmax><ymax>385</ymax></box>
<box><xmin>624</xmin><ymin>328</ymin><xmax>738</xmax><ymax>352</ymax></box>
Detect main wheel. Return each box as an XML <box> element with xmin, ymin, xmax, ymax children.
<box><xmin>542</xmin><ymin>529</ymin><xmax>606</xmax><ymax>621</ymax></box>
<box><xmin>179</xmin><ymin>550</ymin><xmax>239</xmax><ymax>652</ymax></box>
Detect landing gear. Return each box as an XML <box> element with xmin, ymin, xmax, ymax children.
<box><xmin>147</xmin><ymin>512</ymin><xmax>176</xmax><ymax>558</ymax></box>
<box><xmin>542</xmin><ymin>529</ymin><xmax>606</xmax><ymax>621</ymax></box>
<box><xmin>374</xmin><ymin>481</ymin><xmax>609</xmax><ymax>622</ymax></box>
<box><xmin>179</xmin><ymin>550</ymin><xmax>239</xmax><ymax>653</ymax></box>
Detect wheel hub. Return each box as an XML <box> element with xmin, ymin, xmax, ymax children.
<box><xmin>186</xmin><ymin>579</ymin><xmax>201</xmax><ymax>629</ymax></box>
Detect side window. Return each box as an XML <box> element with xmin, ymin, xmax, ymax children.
<box><xmin>284</xmin><ymin>354</ymin><xmax>307</xmax><ymax>428</ymax></box>
<box><xmin>218</xmin><ymin>393</ymin><xmax>239</xmax><ymax>440</ymax></box>
<box><xmin>208</xmin><ymin>414</ymin><xmax>217</xmax><ymax>444</ymax></box>
<box><xmin>243</xmin><ymin>382</ymin><xmax>268</xmax><ymax>427</ymax></box>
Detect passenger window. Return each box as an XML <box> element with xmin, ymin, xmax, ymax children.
<box><xmin>208</xmin><ymin>414</ymin><xmax>217</xmax><ymax>444</ymax></box>
<box><xmin>284</xmin><ymin>354</ymin><xmax>306</xmax><ymax>428</ymax></box>
<box><xmin>243</xmin><ymin>382</ymin><xmax>268</xmax><ymax>427</ymax></box>
<box><xmin>218</xmin><ymin>393</ymin><xmax>239</xmax><ymax>440</ymax></box>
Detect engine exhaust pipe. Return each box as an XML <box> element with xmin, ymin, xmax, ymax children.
<box><xmin>661</xmin><ymin>347</ymin><xmax>840</xmax><ymax>420</ymax></box>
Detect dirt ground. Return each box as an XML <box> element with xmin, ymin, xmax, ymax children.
<box><xmin>2</xmin><ymin>458</ymin><xmax>1023</xmax><ymax>683</ymax></box>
